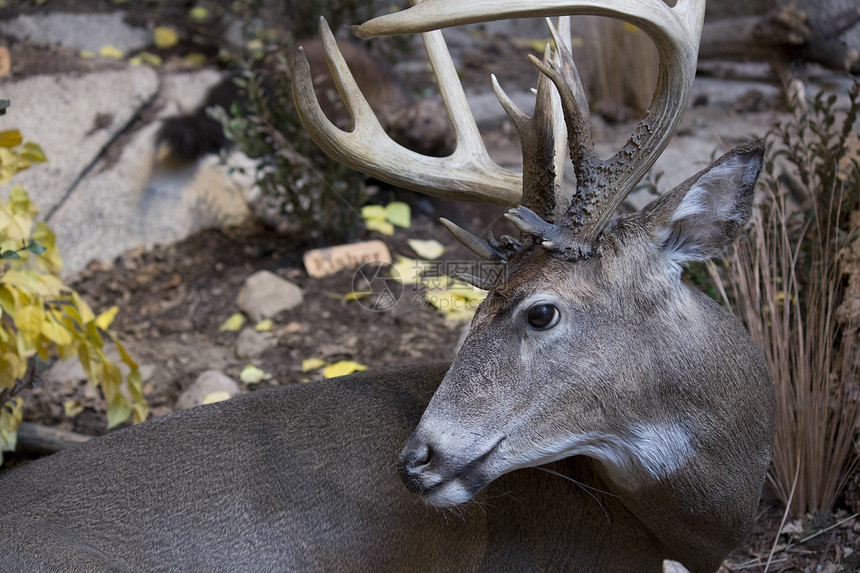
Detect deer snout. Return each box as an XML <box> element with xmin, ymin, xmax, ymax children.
<box><xmin>398</xmin><ymin>431</ymin><xmax>504</xmax><ymax>506</ymax></box>
<box><xmin>398</xmin><ymin>439</ymin><xmax>438</xmax><ymax>494</ymax></box>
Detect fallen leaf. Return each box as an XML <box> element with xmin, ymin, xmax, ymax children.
<box><xmin>240</xmin><ymin>364</ymin><xmax>271</xmax><ymax>383</ymax></box>
<box><xmin>301</xmin><ymin>358</ymin><xmax>327</xmax><ymax>372</ymax></box>
<box><xmin>325</xmin><ymin>291</ymin><xmax>371</xmax><ymax>301</ymax></box>
<box><xmin>153</xmin><ymin>27</ymin><xmax>179</xmax><ymax>49</ymax></box>
<box><xmin>364</xmin><ymin>218</ymin><xmax>394</xmax><ymax>236</ymax></box>
<box><xmin>408</xmin><ymin>238</ymin><xmax>446</xmax><ymax>260</ymax></box>
<box><xmin>219</xmin><ymin>313</ymin><xmax>245</xmax><ymax>332</ymax></box>
<box><xmin>323</xmin><ymin>360</ymin><xmax>368</xmax><ymax>378</ymax></box>
<box><xmin>386</xmin><ymin>201</ymin><xmax>411</xmax><ymax>228</ymax></box>
<box><xmin>189</xmin><ymin>6</ymin><xmax>209</xmax><ymax>20</ymax></box>
<box><xmin>99</xmin><ymin>45</ymin><xmax>125</xmax><ymax>59</ymax></box>
<box><xmin>202</xmin><ymin>391</ymin><xmax>232</xmax><ymax>405</ymax></box>
<box><xmin>184</xmin><ymin>53</ymin><xmax>207</xmax><ymax>67</ymax></box>
<box><xmin>254</xmin><ymin>319</ymin><xmax>274</xmax><ymax>332</ymax></box>
<box><xmin>390</xmin><ymin>256</ymin><xmax>426</xmax><ymax>285</ymax></box>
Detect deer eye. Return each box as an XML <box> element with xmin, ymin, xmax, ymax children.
<box><xmin>527</xmin><ymin>304</ymin><xmax>559</xmax><ymax>330</ymax></box>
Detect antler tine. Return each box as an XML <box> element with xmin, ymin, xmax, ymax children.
<box><xmin>358</xmin><ymin>0</ymin><xmax>706</xmax><ymax>249</ymax></box>
<box><xmin>292</xmin><ymin>17</ymin><xmax>522</xmax><ymax>207</ymax></box>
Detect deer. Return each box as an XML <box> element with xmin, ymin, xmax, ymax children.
<box><xmin>0</xmin><ymin>1</ymin><xmax>774</xmax><ymax>571</ymax></box>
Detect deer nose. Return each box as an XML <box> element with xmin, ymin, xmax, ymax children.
<box><xmin>397</xmin><ymin>440</ymin><xmax>437</xmax><ymax>494</ymax></box>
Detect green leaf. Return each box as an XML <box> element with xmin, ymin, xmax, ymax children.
<box><xmin>25</xmin><ymin>241</ymin><xmax>46</xmax><ymax>255</ymax></box>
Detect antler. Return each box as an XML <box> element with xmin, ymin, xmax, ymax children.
<box><xmin>294</xmin><ymin>0</ymin><xmax>705</xmax><ymax>260</ymax></box>
<box><xmin>293</xmin><ymin>17</ymin><xmax>521</xmax><ymax>207</ymax></box>
<box><xmin>356</xmin><ymin>0</ymin><xmax>705</xmax><ymax>258</ymax></box>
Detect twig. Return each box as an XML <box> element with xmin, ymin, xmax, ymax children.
<box><xmin>765</xmin><ymin>458</ymin><xmax>800</xmax><ymax>573</ymax></box>
<box><xmin>799</xmin><ymin>512</ymin><xmax>858</xmax><ymax>544</ymax></box>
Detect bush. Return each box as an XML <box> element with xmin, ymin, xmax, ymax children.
<box><xmin>0</xmin><ymin>129</ymin><xmax>147</xmax><ymax>464</ymax></box>
<box><xmin>211</xmin><ymin>41</ymin><xmax>370</xmax><ymax>244</ymax></box>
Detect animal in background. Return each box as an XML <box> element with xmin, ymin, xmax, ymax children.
<box><xmin>157</xmin><ymin>37</ymin><xmax>454</xmax><ymax>161</ymax></box>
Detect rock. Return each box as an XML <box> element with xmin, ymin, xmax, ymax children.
<box><xmin>235</xmin><ymin>327</ymin><xmax>277</xmax><ymax>359</ymax></box>
<box><xmin>175</xmin><ymin>370</ymin><xmax>240</xmax><ymax>410</ymax></box>
<box><xmin>4</xmin><ymin>67</ymin><xmax>159</xmax><ymax>212</ymax></box>
<box><xmin>236</xmin><ymin>270</ymin><xmax>304</xmax><ymax>322</ymax></box>
<box><xmin>0</xmin><ymin>12</ymin><xmax>150</xmax><ymax>55</ymax></box>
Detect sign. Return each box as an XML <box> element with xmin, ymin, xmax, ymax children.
<box><xmin>303</xmin><ymin>240</ymin><xmax>391</xmax><ymax>278</ymax></box>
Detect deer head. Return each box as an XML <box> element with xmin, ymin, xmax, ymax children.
<box><xmin>293</xmin><ymin>0</ymin><xmax>774</xmax><ymax>567</ymax></box>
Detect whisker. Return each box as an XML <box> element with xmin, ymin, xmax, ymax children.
<box><xmin>534</xmin><ymin>466</ymin><xmax>613</xmax><ymax>525</ymax></box>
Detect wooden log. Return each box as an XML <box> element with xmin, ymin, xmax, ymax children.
<box><xmin>699</xmin><ymin>5</ymin><xmax>860</xmax><ymax>72</ymax></box>
<box><xmin>15</xmin><ymin>422</ymin><xmax>91</xmax><ymax>455</ymax></box>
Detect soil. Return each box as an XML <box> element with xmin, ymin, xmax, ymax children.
<box><xmin>2</xmin><ymin>1</ymin><xmax>860</xmax><ymax>571</ymax></box>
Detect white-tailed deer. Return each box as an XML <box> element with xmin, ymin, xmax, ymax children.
<box><xmin>0</xmin><ymin>1</ymin><xmax>774</xmax><ymax>571</ymax></box>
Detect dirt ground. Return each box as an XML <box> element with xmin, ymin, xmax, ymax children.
<box><xmin>3</xmin><ymin>0</ymin><xmax>860</xmax><ymax>571</ymax></box>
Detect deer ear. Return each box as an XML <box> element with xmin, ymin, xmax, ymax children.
<box><xmin>642</xmin><ymin>140</ymin><xmax>764</xmax><ymax>267</ymax></box>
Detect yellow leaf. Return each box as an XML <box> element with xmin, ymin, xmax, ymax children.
<box><xmin>390</xmin><ymin>256</ymin><xmax>426</xmax><ymax>285</ymax></box>
<box><xmin>0</xmin><ymin>130</ymin><xmax>22</xmax><ymax>148</ymax></box>
<box><xmin>323</xmin><ymin>360</ymin><xmax>367</xmax><ymax>378</ymax></box>
<box><xmin>301</xmin><ymin>357</ymin><xmax>327</xmax><ymax>372</ymax></box>
<box><xmin>408</xmin><ymin>238</ymin><xmax>445</xmax><ymax>260</ymax></box>
<box><xmin>64</xmin><ymin>400</ymin><xmax>84</xmax><ymax>418</ymax></box>
<box><xmin>95</xmin><ymin>305</ymin><xmax>119</xmax><ymax>330</ymax></box>
<box><xmin>14</xmin><ymin>302</ymin><xmax>44</xmax><ymax>341</ymax></box>
<box><xmin>240</xmin><ymin>364</ymin><xmax>271</xmax><ymax>383</ymax></box>
<box><xmin>132</xmin><ymin>402</ymin><xmax>149</xmax><ymax>424</ymax></box>
<box><xmin>219</xmin><ymin>313</ymin><xmax>245</xmax><ymax>332</ymax></box>
<box><xmin>72</xmin><ymin>292</ymin><xmax>95</xmax><ymax>324</ymax></box>
<box><xmin>202</xmin><ymin>391</ymin><xmax>232</xmax><ymax>405</ymax></box>
<box><xmin>189</xmin><ymin>6</ymin><xmax>209</xmax><ymax>19</ymax></box>
<box><xmin>106</xmin><ymin>392</ymin><xmax>131</xmax><ymax>429</ymax></box>
<box><xmin>99</xmin><ymin>45</ymin><xmax>125</xmax><ymax>59</ymax></box>
<box><xmin>361</xmin><ymin>205</ymin><xmax>387</xmax><ymax>220</ymax></box>
<box><xmin>19</xmin><ymin>142</ymin><xmax>46</xmax><ymax>163</ymax></box>
<box><xmin>41</xmin><ymin>313</ymin><xmax>74</xmax><ymax>345</ymax></box>
<box><xmin>385</xmin><ymin>201</ymin><xmax>411</xmax><ymax>228</ymax></box>
<box><xmin>365</xmin><ymin>218</ymin><xmax>394</xmax><ymax>235</ymax></box>
<box><xmin>138</xmin><ymin>52</ymin><xmax>163</xmax><ymax>67</ymax></box>
<box><xmin>79</xmin><ymin>50</ymin><xmax>97</xmax><ymax>59</ymax></box>
<box><xmin>325</xmin><ymin>291</ymin><xmax>371</xmax><ymax>301</ymax></box>
<box><xmin>184</xmin><ymin>53</ymin><xmax>207</xmax><ymax>67</ymax></box>
<box><xmin>153</xmin><ymin>27</ymin><xmax>179</xmax><ymax>49</ymax></box>
<box><xmin>254</xmin><ymin>319</ymin><xmax>274</xmax><ymax>332</ymax></box>
<box><xmin>0</xmin><ymin>397</ymin><xmax>23</xmax><ymax>452</ymax></box>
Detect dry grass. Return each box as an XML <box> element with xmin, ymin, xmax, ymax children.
<box><xmin>708</xmin><ymin>82</ymin><xmax>860</xmax><ymax>517</ymax></box>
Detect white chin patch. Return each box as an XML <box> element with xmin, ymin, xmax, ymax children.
<box><xmin>505</xmin><ymin>422</ymin><xmax>694</xmax><ymax>492</ymax></box>
<box><xmin>422</xmin><ymin>480</ymin><xmax>475</xmax><ymax>508</ymax></box>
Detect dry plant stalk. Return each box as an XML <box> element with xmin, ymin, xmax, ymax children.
<box><xmin>714</xmin><ymin>186</ymin><xmax>859</xmax><ymax>516</ymax></box>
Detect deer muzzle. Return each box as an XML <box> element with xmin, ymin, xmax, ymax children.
<box><xmin>398</xmin><ymin>432</ymin><xmax>504</xmax><ymax>507</ymax></box>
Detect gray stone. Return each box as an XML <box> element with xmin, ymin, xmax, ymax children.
<box><xmin>175</xmin><ymin>370</ymin><xmax>240</xmax><ymax>410</ymax></box>
<box><xmin>3</xmin><ymin>67</ymin><xmax>159</xmax><ymax>213</ymax></box>
<box><xmin>45</xmin><ymin>124</ymin><xmax>251</xmax><ymax>275</ymax></box>
<box><xmin>236</xmin><ymin>271</ymin><xmax>304</xmax><ymax>322</ymax></box>
<box><xmin>235</xmin><ymin>327</ymin><xmax>278</xmax><ymax>359</ymax></box>
<box><xmin>0</xmin><ymin>12</ymin><xmax>150</xmax><ymax>54</ymax></box>
<box><xmin>21</xmin><ymin>68</ymin><xmax>251</xmax><ymax>276</ymax></box>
